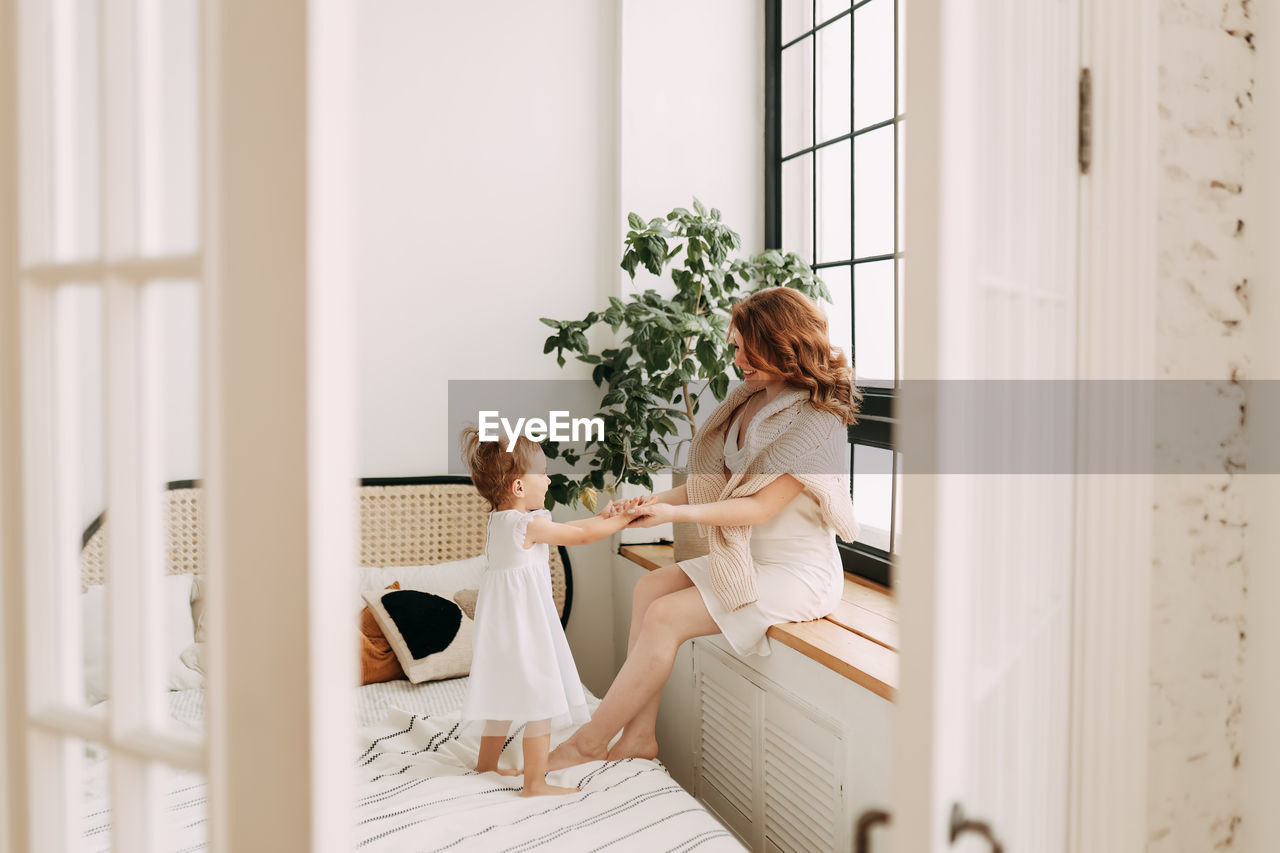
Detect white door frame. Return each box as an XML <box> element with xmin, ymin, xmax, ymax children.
<box><xmin>1067</xmin><ymin>1</ymin><xmax>1158</xmax><ymax>850</ymax></box>
<box><xmin>1</xmin><ymin>1</ymin><xmax>357</xmax><ymax>850</ymax></box>
<box><xmin>0</xmin><ymin>0</ymin><xmax>28</xmax><ymax>851</ymax></box>
<box><xmin>894</xmin><ymin>0</ymin><xmax>1159</xmax><ymax>850</ymax></box>
<box><xmin>204</xmin><ymin>1</ymin><xmax>357</xmax><ymax>851</ymax></box>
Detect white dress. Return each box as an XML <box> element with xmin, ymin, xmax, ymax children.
<box><xmin>460</xmin><ymin>509</ymin><xmax>591</xmax><ymax>732</ymax></box>
<box><xmin>677</xmin><ymin>413</ymin><xmax>846</xmax><ymax>657</ymax></box>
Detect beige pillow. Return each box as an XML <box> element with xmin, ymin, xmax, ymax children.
<box><xmin>452</xmin><ymin>588</ymin><xmax>479</xmax><ymax>620</ymax></box>
<box><xmin>361</xmin><ymin>588</ymin><xmax>473</xmax><ymax>684</ymax></box>
<box><xmin>191</xmin><ymin>575</ymin><xmax>209</xmax><ymax>643</ymax></box>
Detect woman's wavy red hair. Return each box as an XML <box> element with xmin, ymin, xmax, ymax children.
<box><xmin>729</xmin><ymin>287</ymin><xmax>862</xmax><ymax>425</ymax></box>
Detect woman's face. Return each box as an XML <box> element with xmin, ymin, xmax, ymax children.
<box><xmin>728</xmin><ymin>328</ymin><xmax>784</xmax><ymax>386</ymax></box>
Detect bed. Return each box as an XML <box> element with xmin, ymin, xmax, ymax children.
<box><xmin>78</xmin><ymin>477</ymin><xmax>745</xmax><ymax>852</ymax></box>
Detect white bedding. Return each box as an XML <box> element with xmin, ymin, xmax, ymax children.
<box><xmin>82</xmin><ymin>679</ymin><xmax>745</xmax><ymax>852</ymax></box>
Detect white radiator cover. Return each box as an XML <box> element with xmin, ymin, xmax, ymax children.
<box><xmin>692</xmin><ymin>637</ymin><xmax>892</xmax><ymax>852</ymax></box>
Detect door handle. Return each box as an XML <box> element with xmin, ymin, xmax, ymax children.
<box><xmin>949</xmin><ymin>802</ymin><xmax>1004</xmax><ymax>852</ymax></box>
<box><xmin>854</xmin><ymin>808</ymin><xmax>891</xmax><ymax>853</ymax></box>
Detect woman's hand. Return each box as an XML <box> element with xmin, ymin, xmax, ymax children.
<box><xmin>625</xmin><ymin>501</ymin><xmax>675</xmax><ymax>528</ymax></box>
<box><xmin>599</xmin><ymin>495</ymin><xmax>651</xmax><ymax>518</ymax></box>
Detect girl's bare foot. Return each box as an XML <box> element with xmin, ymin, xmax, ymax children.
<box><xmin>606</xmin><ymin>730</ymin><xmax>658</xmax><ymax>761</ymax></box>
<box><xmin>520</xmin><ymin>780</ymin><xmax>581</xmax><ymax>797</ymax></box>
<box><xmin>476</xmin><ymin>763</ymin><xmax>523</xmax><ymax>777</ymax></box>
<box><xmin>546</xmin><ymin>734</ymin><xmax>608</xmax><ymax>771</ymax></box>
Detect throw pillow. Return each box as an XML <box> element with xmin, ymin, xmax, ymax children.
<box><xmin>361</xmin><ymin>587</ymin><xmax>473</xmax><ymax>684</ymax></box>
<box><xmin>359</xmin><ymin>582</ymin><xmax>404</xmax><ymax>685</ymax></box>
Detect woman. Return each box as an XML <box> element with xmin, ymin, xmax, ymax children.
<box><xmin>547</xmin><ymin>286</ymin><xmax>861</xmax><ymax>770</ymax></box>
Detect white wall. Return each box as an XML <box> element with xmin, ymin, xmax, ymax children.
<box><xmin>352</xmin><ymin>0</ymin><xmax>763</xmax><ymax>692</ymax></box>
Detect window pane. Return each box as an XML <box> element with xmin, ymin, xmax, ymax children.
<box><xmin>140</xmin><ymin>0</ymin><xmax>200</xmax><ymax>256</ymax></box>
<box><xmin>782</xmin><ymin>0</ymin><xmax>813</xmax><ymax>44</ymax></box>
<box><xmin>52</xmin><ymin>284</ymin><xmax>105</xmax><ymax>711</ymax></box>
<box><xmin>897</xmin><ymin>0</ymin><xmax>907</xmax><ymax>115</ymax></box>
<box><xmin>853</xmin><ymin>444</ymin><xmax>892</xmax><ymax>550</ymax></box>
<box><xmin>854</xmin><ymin>0</ymin><xmax>895</xmax><ymax>129</ymax></box>
<box><xmin>896</xmin><ymin>121</ymin><xmax>906</xmax><ymax>252</ymax></box>
<box><xmin>781</xmin><ymin>36</ymin><xmax>814</xmax><ymax>156</ymax></box>
<box><xmin>156</xmin><ymin>762</ymin><xmax>209</xmax><ymax>848</ymax></box>
<box><xmin>818</xmin><ymin>0</ymin><xmax>852</xmax><ymax>24</ymax></box>
<box><xmin>140</xmin><ymin>281</ymin><xmax>204</xmax><ymax>737</ymax></box>
<box><xmin>816</xmin><ymin>15</ymin><xmax>851</xmax><ymax>141</ymax></box>
<box><xmin>50</xmin><ymin>0</ymin><xmax>102</xmax><ymax>262</ymax></box>
<box><xmin>853</xmin><ymin>124</ymin><xmax>894</xmax><ymax>258</ymax></box>
<box><xmin>782</xmin><ymin>153</ymin><xmax>814</xmax><ymax>263</ymax></box>
<box><xmin>817</xmin><ymin>139</ymin><xmax>851</xmax><ymax>263</ymax></box>
<box><xmin>854</xmin><ymin>260</ymin><xmax>895</xmax><ymax>386</ymax></box>
<box><xmin>82</xmin><ymin>740</ymin><xmax>110</xmax><ymax>844</ymax></box>
<box><xmin>819</xmin><ymin>264</ymin><xmax>852</xmax><ymax>362</ymax></box>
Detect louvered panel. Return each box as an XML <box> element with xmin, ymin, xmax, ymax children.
<box><xmin>762</xmin><ymin>690</ymin><xmax>843</xmax><ymax>853</ymax></box>
<box><xmin>706</xmin><ymin>712</ymin><xmax>752</xmax><ymax>768</ymax></box>
<box><xmin>762</xmin><ymin>747</ymin><xmax>837</xmax><ymax>827</ymax></box>
<box><xmin>763</xmin><ymin>769</ymin><xmax>838</xmax><ymax>851</ymax></box>
<box><xmin>706</xmin><ymin>717</ymin><xmax>752</xmax><ymax>768</ymax></box>
<box><xmin>703</xmin><ymin>709</ymin><xmax>752</xmax><ymax>754</ymax></box>
<box><xmin>703</xmin><ymin>681</ymin><xmax>754</xmax><ymax>729</ymax></box>
<box><xmin>700</xmin><ymin>742</ymin><xmax>753</xmax><ymax>812</ymax></box>
<box><xmin>764</xmin><ymin>801</ymin><xmax>829</xmax><ymax>853</ymax></box>
<box><xmin>704</xmin><ymin>716</ymin><xmax>753</xmax><ymax>762</ymax></box>
<box><xmin>763</xmin><ymin>731</ymin><xmax>831</xmax><ymax>790</ymax></box>
<box><xmin>695</xmin><ymin>646</ymin><xmax>760</xmax><ymax>843</ymax></box>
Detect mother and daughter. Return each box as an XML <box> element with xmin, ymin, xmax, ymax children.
<box><xmin>457</xmin><ymin>286</ymin><xmax>861</xmax><ymax>796</ymax></box>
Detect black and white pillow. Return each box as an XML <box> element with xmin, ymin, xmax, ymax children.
<box><xmin>361</xmin><ymin>588</ymin><xmax>474</xmax><ymax>684</ymax></box>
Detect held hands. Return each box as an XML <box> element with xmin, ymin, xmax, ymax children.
<box><xmin>622</xmin><ymin>501</ymin><xmax>674</xmax><ymax>528</ymax></box>
<box><xmin>599</xmin><ymin>495</ymin><xmax>658</xmax><ymax>522</ymax></box>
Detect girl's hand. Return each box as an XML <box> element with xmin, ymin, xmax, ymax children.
<box><xmin>601</xmin><ymin>495</ymin><xmax>650</xmax><ymax>518</ymax></box>
<box><xmin>626</xmin><ymin>502</ymin><xmax>675</xmax><ymax>528</ymax></box>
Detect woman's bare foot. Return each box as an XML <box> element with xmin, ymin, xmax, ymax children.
<box><xmin>546</xmin><ymin>734</ymin><xmax>608</xmax><ymax>771</ymax></box>
<box><xmin>606</xmin><ymin>730</ymin><xmax>659</xmax><ymax>761</ymax></box>
<box><xmin>520</xmin><ymin>779</ymin><xmax>581</xmax><ymax>798</ymax></box>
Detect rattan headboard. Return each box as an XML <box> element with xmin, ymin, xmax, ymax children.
<box><xmin>79</xmin><ymin>475</ymin><xmax>573</xmax><ymax>627</ymax></box>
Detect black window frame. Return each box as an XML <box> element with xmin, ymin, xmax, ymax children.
<box><xmin>765</xmin><ymin>0</ymin><xmax>900</xmax><ymax>589</ymax></box>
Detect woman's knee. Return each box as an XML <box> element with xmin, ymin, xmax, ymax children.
<box><xmin>639</xmin><ymin>592</ymin><xmax>684</xmax><ymax>636</ymax></box>
<box><xmin>632</xmin><ymin>565</ymin><xmax>684</xmax><ymax>612</ymax></box>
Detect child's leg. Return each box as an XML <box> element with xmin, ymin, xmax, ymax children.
<box><xmin>520</xmin><ymin>719</ymin><xmax>580</xmax><ymax>797</ymax></box>
<box><xmin>475</xmin><ymin>720</ymin><xmax>521</xmax><ymax>776</ymax></box>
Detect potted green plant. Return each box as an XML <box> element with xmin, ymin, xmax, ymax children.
<box><xmin>539</xmin><ymin>200</ymin><xmax>828</xmax><ymax>554</ymax></box>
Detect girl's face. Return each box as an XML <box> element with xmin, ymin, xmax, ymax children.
<box><xmin>728</xmin><ymin>328</ymin><xmax>783</xmax><ymax>386</ymax></box>
<box><xmin>517</xmin><ymin>448</ymin><xmax>551</xmax><ymax>509</ymax></box>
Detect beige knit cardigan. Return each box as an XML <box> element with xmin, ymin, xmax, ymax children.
<box><xmin>685</xmin><ymin>383</ymin><xmax>860</xmax><ymax>612</ymax></box>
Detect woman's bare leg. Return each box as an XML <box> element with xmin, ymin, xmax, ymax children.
<box><xmin>547</xmin><ymin>586</ymin><xmax>718</xmax><ymax>770</ymax></box>
<box><xmin>606</xmin><ymin>565</ymin><xmax>695</xmax><ymax>760</ymax></box>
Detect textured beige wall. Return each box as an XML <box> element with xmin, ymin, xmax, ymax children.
<box><xmin>1149</xmin><ymin>0</ymin><xmax>1255</xmax><ymax>848</ymax></box>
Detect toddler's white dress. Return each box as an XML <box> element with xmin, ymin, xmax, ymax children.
<box><xmin>460</xmin><ymin>509</ymin><xmax>591</xmax><ymax>733</ymax></box>
<box><xmin>677</xmin><ymin>412</ymin><xmax>847</xmax><ymax>657</ymax></box>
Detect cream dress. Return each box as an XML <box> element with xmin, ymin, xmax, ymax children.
<box><xmin>460</xmin><ymin>509</ymin><xmax>591</xmax><ymax>732</ymax></box>
<box><xmin>677</xmin><ymin>413</ymin><xmax>846</xmax><ymax>657</ymax></box>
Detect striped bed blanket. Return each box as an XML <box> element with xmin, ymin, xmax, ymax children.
<box><xmin>83</xmin><ymin>679</ymin><xmax>745</xmax><ymax>852</ymax></box>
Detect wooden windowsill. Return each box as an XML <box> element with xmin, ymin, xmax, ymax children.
<box><xmin>618</xmin><ymin>544</ymin><xmax>898</xmax><ymax>701</ymax></box>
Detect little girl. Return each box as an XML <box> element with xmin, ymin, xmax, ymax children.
<box><xmin>458</xmin><ymin>426</ymin><xmax>648</xmax><ymax>797</ymax></box>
